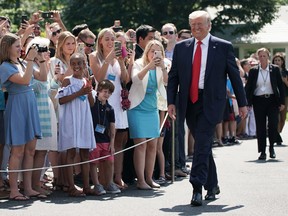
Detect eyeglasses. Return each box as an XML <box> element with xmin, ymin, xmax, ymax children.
<box><xmin>52</xmin><ymin>29</ymin><xmax>62</xmax><ymax>37</ymax></box>
<box><xmin>79</xmin><ymin>37</ymin><xmax>95</xmax><ymax>48</ymax></box>
<box><xmin>163</xmin><ymin>31</ymin><xmax>174</xmax><ymax>35</ymax></box>
<box><xmin>34</xmin><ymin>27</ymin><xmax>40</xmax><ymax>30</ymax></box>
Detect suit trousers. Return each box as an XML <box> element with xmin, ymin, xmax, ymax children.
<box><xmin>186</xmin><ymin>93</ymin><xmax>218</xmax><ymax>193</ymax></box>
<box><xmin>253</xmin><ymin>95</ymin><xmax>279</xmax><ymax>153</ymax></box>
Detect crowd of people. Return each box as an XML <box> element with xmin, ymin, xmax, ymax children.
<box><xmin>0</xmin><ymin>9</ymin><xmax>287</xmax><ymax>207</ymax></box>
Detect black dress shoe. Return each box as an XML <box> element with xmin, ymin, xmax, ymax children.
<box><xmin>269</xmin><ymin>147</ymin><xmax>276</xmax><ymax>158</ymax></box>
<box><xmin>190</xmin><ymin>192</ymin><xmax>202</xmax><ymax>206</ymax></box>
<box><xmin>205</xmin><ymin>185</ymin><xmax>220</xmax><ymax>200</ymax></box>
<box><xmin>258</xmin><ymin>152</ymin><xmax>266</xmax><ymax>160</ymax></box>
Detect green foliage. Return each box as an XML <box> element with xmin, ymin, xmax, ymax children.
<box><xmin>0</xmin><ymin>0</ymin><xmax>64</xmax><ymax>32</ymax></box>
<box><xmin>0</xmin><ymin>0</ymin><xmax>283</xmax><ymax>37</ymax></box>
<box><xmin>62</xmin><ymin>0</ymin><xmax>281</xmax><ymax>37</ymax></box>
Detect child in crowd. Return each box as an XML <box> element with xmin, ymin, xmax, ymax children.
<box><xmin>89</xmin><ymin>79</ymin><xmax>121</xmax><ymax>194</ymax></box>
<box><xmin>57</xmin><ymin>53</ymin><xmax>97</xmax><ymax>197</ymax></box>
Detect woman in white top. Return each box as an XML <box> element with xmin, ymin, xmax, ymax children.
<box><xmin>48</xmin><ymin>31</ymin><xmax>76</xmax><ymax>190</ymax></box>
<box><xmin>89</xmin><ymin>28</ymin><xmax>129</xmax><ymax>188</ymax></box>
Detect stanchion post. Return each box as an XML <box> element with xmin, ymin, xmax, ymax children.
<box><xmin>171</xmin><ymin>118</ymin><xmax>175</xmax><ymax>183</ymax></box>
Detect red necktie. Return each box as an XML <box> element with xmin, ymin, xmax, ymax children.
<box><xmin>190</xmin><ymin>41</ymin><xmax>202</xmax><ymax>103</ymax></box>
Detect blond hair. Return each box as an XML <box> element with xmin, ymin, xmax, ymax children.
<box><xmin>257</xmin><ymin>47</ymin><xmax>270</xmax><ymax>57</ymax></box>
<box><xmin>142</xmin><ymin>40</ymin><xmax>165</xmax><ymax>66</ymax></box>
<box><xmin>56</xmin><ymin>31</ymin><xmax>76</xmax><ymax>66</ymax></box>
<box><xmin>95</xmin><ymin>28</ymin><xmax>115</xmax><ymax>62</ymax></box>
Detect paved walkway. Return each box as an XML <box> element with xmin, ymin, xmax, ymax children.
<box><xmin>1</xmin><ymin>125</ymin><xmax>288</xmax><ymax>216</ymax></box>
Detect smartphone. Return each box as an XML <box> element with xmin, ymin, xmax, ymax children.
<box><xmin>77</xmin><ymin>43</ymin><xmax>85</xmax><ymax>56</ymax></box>
<box><xmin>130</xmin><ymin>31</ymin><xmax>136</xmax><ymax>39</ymax></box>
<box><xmin>42</xmin><ymin>12</ymin><xmax>54</xmax><ymax>19</ymax></box>
<box><xmin>57</xmin><ymin>62</ymin><xmax>65</xmax><ymax>75</ymax></box>
<box><xmin>126</xmin><ymin>41</ymin><xmax>134</xmax><ymax>51</ymax></box>
<box><xmin>112</xmin><ymin>26</ymin><xmax>122</xmax><ymax>32</ymax></box>
<box><xmin>154</xmin><ymin>50</ymin><xmax>162</xmax><ymax>58</ymax></box>
<box><xmin>114</xmin><ymin>41</ymin><xmax>122</xmax><ymax>57</ymax></box>
<box><xmin>21</xmin><ymin>15</ymin><xmax>28</xmax><ymax>24</ymax></box>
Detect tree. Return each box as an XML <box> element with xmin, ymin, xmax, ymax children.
<box><xmin>0</xmin><ymin>0</ymin><xmax>282</xmax><ymax>37</ymax></box>
<box><xmin>62</xmin><ymin>0</ymin><xmax>280</xmax><ymax>36</ymax></box>
<box><xmin>0</xmin><ymin>0</ymin><xmax>64</xmax><ymax>32</ymax></box>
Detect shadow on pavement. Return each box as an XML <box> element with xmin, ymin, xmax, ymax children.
<box><xmin>160</xmin><ymin>203</ymin><xmax>244</xmax><ymax>215</ymax></box>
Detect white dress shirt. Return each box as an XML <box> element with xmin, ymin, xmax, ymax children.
<box><xmin>193</xmin><ymin>33</ymin><xmax>210</xmax><ymax>89</ymax></box>
<box><xmin>254</xmin><ymin>65</ymin><xmax>273</xmax><ymax>96</ymax></box>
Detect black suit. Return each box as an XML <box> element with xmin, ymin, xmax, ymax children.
<box><xmin>245</xmin><ymin>64</ymin><xmax>285</xmax><ymax>153</ymax></box>
<box><xmin>167</xmin><ymin>35</ymin><xmax>247</xmax><ymax>193</ymax></box>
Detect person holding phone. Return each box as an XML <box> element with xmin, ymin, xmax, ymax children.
<box><xmin>49</xmin><ymin>31</ymin><xmax>76</xmax><ymax>113</ymax></box>
<box><xmin>0</xmin><ymin>33</ymin><xmax>43</xmax><ymax>200</ymax></box>
<box><xmin>127</xmin><ymin>39</ymin><xmax>168</xmax><ymax>190</ymax></box>
<box><xmin>42</xmin><ymin>10</ymin><xmax>67</xmax><ymax>58</ymax></box>
<box><xmin>89</xmin><ymin>28</ymin><xmax>129</xmax><ymax>190</ymax></box>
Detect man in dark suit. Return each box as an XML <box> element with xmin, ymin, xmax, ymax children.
<box><xmin>167</xmin><ymin>10</ymin><xmax>247</xmax><ymax>206</ymax></box>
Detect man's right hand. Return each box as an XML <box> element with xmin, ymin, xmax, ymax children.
<box><xmin>168</xmin><ymin>104</ymin><xmax>176</xmax><ymax>120</ymax></box>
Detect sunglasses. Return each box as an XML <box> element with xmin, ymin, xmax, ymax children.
<box><xmin>52</xmin><ymin>29</ymin><xmax>61</xmax><ymax>37</ymax></box>
<box><xmin>163</xmin><ymin>31</ymin><xmax>174</xmax><ymax>35</ymax></box>
<box><xmin>34</xmin><ymin>27</ymin><xmax>40</xmax><ymax>30</ymax></box>
<box><xmin>79</xmin><ymin>37</ymin><xmax>95</xmax><ymax>48</ymax></box>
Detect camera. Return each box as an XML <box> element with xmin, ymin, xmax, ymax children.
<box><xmin>112</xmin><ymin>20</ymin><xmax>123</xmax><ymax>32</ymax></box>
<box><xmin>42</xmin><ymin>12</ymin><xmax>54</xmax><ymax>19</ymax></box>
<box><xmin>32</xmin><ymin>43</ymin><xmax>48</xmax><ymax>52</ymax></box>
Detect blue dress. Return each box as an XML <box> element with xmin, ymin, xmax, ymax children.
<box><xmin>127</xmin><ymin>70</ymin><xmax>160</xmax><ymax>139</ymax></box>
<box><xmin>0</xmin><ymin>62</ymin><xmax>41</xmax><ymax>145</ymax></box>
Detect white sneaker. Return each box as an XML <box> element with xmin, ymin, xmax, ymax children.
<box><xmin>94</xmin><ymin>184</ymin><xmax>106</xmax><ymax>195</ymax></box>
<box><xmin>106</xmin><ymin>183</ymin><xmax>121</xmax><ymax>194</ymax></box>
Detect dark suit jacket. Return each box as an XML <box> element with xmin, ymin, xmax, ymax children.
<box><xmin>135</xmin><ymin>44</ymin><xmax>144</xmax><ymax>60</ymax></box>
<box><xmin>167</xmin><ymin>35</ymin><xmax>247</xmax><ymax>125</ymax></box>
<box><xmin>245</xmin><ymin>64</ymin><xmax>285</xmax><ymax>106</ymax></box>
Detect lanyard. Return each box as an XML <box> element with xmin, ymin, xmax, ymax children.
<box><xmin>260</xmin><ymin>69</ymin><xmax>269</xmax><ymax>86</ymax></box>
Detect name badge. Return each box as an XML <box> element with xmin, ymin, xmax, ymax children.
<box><xmin>146</xmin><ymin>87</ymin><xmax>153</xmax><ymax>94</ymax></box>
<box><xmin>78</xmin><ymin>95</ymin><xmax>86</xmax><ymax>101</ymax></box>
<box><xmin>108</xmin><ymin>74</ymin><xmax>116</xmax><ymax>81</ymax></box>
<box><xmin>95</xmin><ymin>124</ymin><xmax>105</xmax><ymax>134</ymax></box>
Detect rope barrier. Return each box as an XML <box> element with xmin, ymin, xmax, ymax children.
<box><xmin>0</xmin><ymin>112</ymin><xmax>169</xmax><ymax>173</ymax></box>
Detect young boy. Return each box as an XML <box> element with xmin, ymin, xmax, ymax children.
<box><xmin>89</xmin><ymin>79</ymin><xmax>120</xmax><ymax>194</ymax></box>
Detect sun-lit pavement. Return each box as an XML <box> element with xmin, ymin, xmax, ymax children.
<box><xmin>1</xmin><ymin>124</ymin><xmax>288</xmax><ymax>216</ymax></box>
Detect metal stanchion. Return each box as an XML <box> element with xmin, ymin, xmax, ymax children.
<box><xmin>171</xmin><ymin>118</ymin><xmax>175</xmax><ymax>183</ymax></box>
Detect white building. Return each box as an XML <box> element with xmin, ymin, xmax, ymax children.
<box><xmin>230</xmin><ymin>5</ymin><xmax>288</xmax><ymax>61</ymax></box>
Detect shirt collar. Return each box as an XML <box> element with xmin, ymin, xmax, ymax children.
<box><xmin>259</xmin><ymin>64</ymin><xmax>269</xmax><ymax>72</ymax></box>
<box><xmin>195</xmin><ymin>33</ymin><xmax>211</xmax><ymax>46</ymax></box>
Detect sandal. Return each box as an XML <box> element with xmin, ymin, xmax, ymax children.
<box><xmin>9</xmin><ymin>195</ymin><xmax>29</xmax><ymax>201</ymax></box>
<box><xmin>155</xmin><ymin>176</ymin><xmax>167</xmax><ymax>185</ymax></box>
<box><xmin>69</xmin><ymin>188</ymin><xmax>86</xmax><ymax>197</ymax></box>
<box><xmin>0</xmin><ymin>186</ymin><xmax>10</xmax><ymax>199</ymax></box>
<box><xmin>114</xmin><ymin>180</ymin><xmax>128</xmax><ymax>190</ymax></box>
<box><xmin>83</xmin><ymin>188</ymin><xmax>99</xmax><ymax>196</ymax></box>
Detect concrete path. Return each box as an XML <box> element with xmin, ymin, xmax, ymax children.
<box><xmin>1</xmin><ymin>125</ymin><xmax>288</xmax><ymax>216</ymax></box>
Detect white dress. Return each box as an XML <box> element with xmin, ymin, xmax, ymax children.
<box><xmin>56</xmin><ymin>76</ymin><xmax>96</xmax><ymax>151</ymax></box>
<box><xmin>97</xmin><ymin>58</ymin><xmax>128</xmax><ymax>129</ymax></box>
